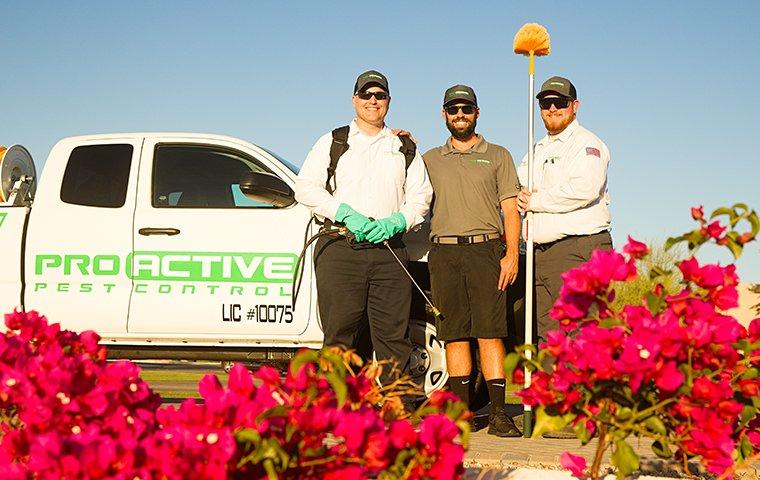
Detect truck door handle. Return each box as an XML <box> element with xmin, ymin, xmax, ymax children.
<box><xmin>138</xmin><ymin>227</ymin><xmax>180</xmax><ymax>236</ymax></box>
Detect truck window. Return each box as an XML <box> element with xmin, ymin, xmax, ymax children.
<box><xmin>60</xmin><ymin>144</ymin><xmax>133</xmax><ymax>208</ymax></box>
<box><xmin>152</xmin><ymin>144</ymin><xmax>279</xmax><ymax>208</ymax></box>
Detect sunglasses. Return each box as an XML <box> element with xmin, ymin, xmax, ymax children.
<box><xmin>445</xmin><ymin>104</ymin><xmax>477</xmax><ymax>115</ymax></box>
<box><xmin>356</xmin><ymin>91</ymin><xmax>389</xmax><ymax>101</ymax></box>
<box><xmin>538</xmin><ymin>97</ymin><xmax>573</xmax><ymax>110</ymax></box>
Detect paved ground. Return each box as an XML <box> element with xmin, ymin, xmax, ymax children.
<box><xmin>466</xmin><ymin>406</ymin><xmax>654</xmax><ymax>469</ymax></box>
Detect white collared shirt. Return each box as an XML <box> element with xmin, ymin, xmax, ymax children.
<box><xmin>295</xmin><ymin>119</ymin><xmax>433</xmax><ymax>230</ymax></box>
<box><xmin>517</xmin><ymin>119</ymin><xmax>611</xmax><ymax>244</ymax></box>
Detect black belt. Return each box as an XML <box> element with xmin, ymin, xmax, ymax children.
<box><xmin>534</xmin><ymin>231</ymin><xmax>609</xmax><ymax>251</ymax></box>
<box><xmin>321</xmin><ymin>228</ymin><xmax>404</xmax><ymax>249</ymax></box>
<box><xmin>431</xmin><ymin>233</ymin><xmax>500</xmax><ymax>245</ymax></box>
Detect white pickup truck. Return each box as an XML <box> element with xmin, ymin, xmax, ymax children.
<box><xmin>0</xmin><ymin>133</ymin><xmax>448</xmax><ymax>394</ymax></box>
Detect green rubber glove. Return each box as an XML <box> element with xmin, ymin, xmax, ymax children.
<box><xmin>365</xmin><ymin>212</ymin><xmax>407</xmax><ymax>244</ymax></box>
<box><xmin>335</xmin><ymin>203</ymin><xmax>372</xmax><ymax>242</ymax></box>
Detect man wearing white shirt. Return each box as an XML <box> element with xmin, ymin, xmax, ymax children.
<box><xmin>517</xmin><ymin>76</ymin><xmax>612</xmax><ymax>342</ymax></box>
<box><xmin>295</xmin><ymin>70</ymin><xmax>433</xmax><ymax>383</ymax></box>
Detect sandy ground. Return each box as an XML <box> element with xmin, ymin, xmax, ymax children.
<box><xmin>731</xmin><ymin>283</ymin><xmax>759</xmax><ymax>327</ymax></box>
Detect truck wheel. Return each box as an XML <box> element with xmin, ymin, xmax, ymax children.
<box><xmin>408</xmin><ymin>319</ymin><xmax>448</xmax><ymax>396</ymax></box>
<box><xmin>221</xmin><ymin>361</ymin><xmax>234</xmax><ymax>373</ymax></box>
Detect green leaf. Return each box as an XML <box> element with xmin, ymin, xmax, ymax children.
<box><xmin>686</xmin><ymin>230</ymin><xmax>706</xmax><ymax>250</ymax></box>
<box><xmin>256</xmin><ymin>405</ymin><xmax>289</xmax><ymax>423</ymax></box>
<box><xmin>646</xmin><ymin>291</ymin><xmax>665</xmax><ymax>313</ymax></box>
<box><xmin>503</xmin><ymin>353</ymin><xmax>520</xmax><ymax>378</ymax></box>
<box><xmin>614</xmin><ymin>407</ymin><xmax>632</xmax><ymax>421</ymax></box>
<box><xmin>664</xmin><ymin>235</ymin><xmax>685</xmax><ymax>251</ymax></box>
<box><xmin>611</xmin><ymin>440</ymin><xmax>640</xmax><ymax>480</ymax></box>
<box><xmin>739</xmin><ymin>405</ymin><xmax>756</xmax><ymax>425</ymax></box>
<box><xmin>235</xmin><ymin>428</ymin><xmax>262</xmax><ymax>444</ymax></box>
<box><xmin>289</xmin><ymin>349</ymin><xmax>319</xmax><ymax>377</ymax></box>
<box><xmin>326</xmin><ymin>370</ymin><xmax>348</xmax><ymax>407</ymax></box>
<box><xmin>651</xmin><ymin>439</ymin><xmax>672</xmax><ymax>459</ymax></box>
<box><xmin>735</xmin><ymin>339</ymin><xmax>752</xmax><ymax>355</ymax></box>
<box><xmin>530</xmin><ymin>406</ymin><xmax>575</xmax><ymax>439</ymax></box>
<box><xmin>748</xmin><ymin>210</ymin><xmax>760</xmax><ymax>236</ymax></box>
<box><xmin>739</xmin><ymin>367</ymin><xmax>758</xmax><ymax>380</ymax></box>
<box><xmin>574</xmin><ymin>421</ymin><xmax>593</xmax><ymax>445</ymax></box>
<box><xmin>740</xmin><ymin>435</ymin><xmax>753</xmax><ymax>460</ymax></box>
<box><xmin>643</xmin><ymin>415</ymin><xmax>667</xmax><ymax>435</ymax></box>
<box><xmin>725</xmin><ymin>237</ymin><xmax>743</xmax><ymax>260</ymax></box>
<box><xmin>320</xmin><ymin>349</ymin><xmax>348</xmax><ymax>376</ymax></box>
<box><xmin>599</xmin><ymin>317</ymin><xmax>623</xmax><ymax>328</ymax></box>
<box><xmin>710</xmin><ymin>206</ymin><xmax>734</xmax><ymax>219</ymax></box>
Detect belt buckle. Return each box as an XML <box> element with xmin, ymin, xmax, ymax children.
<box><xmin>457</xmin><ymin>236</ymin><xmax>470</xmax><ymax>245</ymax></box>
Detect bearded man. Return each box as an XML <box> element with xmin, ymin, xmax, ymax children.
<box><xmin>516</xmin><ymin>76</ymin><xmax>612</xmax><ymax>343</ymax></box>
<box><xmin>422</xmin><ymin>84</ymin><xmax>522</xmax><ymax>437</ymax></box>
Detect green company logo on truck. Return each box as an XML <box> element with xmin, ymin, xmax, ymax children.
<box><xmin>35</xmin><ymin>252</ymin><xmax>297</xmax><ymax>283</ymax></box>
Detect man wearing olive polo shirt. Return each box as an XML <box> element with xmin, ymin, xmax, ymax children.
<box><xmin>423</xmin><ymin>84</ymin><xmax>522</xmax><ymax>437</ymax></box>
<box><xmin>517</xmin><ymin>76</ymin><xmax>612</xmax><ymax>345</ymax></box>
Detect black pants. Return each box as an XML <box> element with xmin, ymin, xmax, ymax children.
<box><xmin>534</xmin><ymin>231</ymin><xmax>613</xmax><ymax>339</ymax></box>
<box><xmin>314</xmin><ymin>236</ymin><xmax>412</xmax><ymax>381</ymax></box>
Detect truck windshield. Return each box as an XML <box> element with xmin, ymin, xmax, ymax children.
<box><xmin>260</xmin><ymin>146</ymin><xmax>300</xmax><ymax>174</ymax></box>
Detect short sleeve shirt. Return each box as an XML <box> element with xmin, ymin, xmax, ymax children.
<box><xmin>423</xmin><ymin>135</ymin><xmax>520</xmax><ymax>237</ymax></box>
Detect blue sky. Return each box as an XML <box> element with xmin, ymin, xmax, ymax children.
<box><xmin>2</xmin><ymin>1</ymin><xmax>759</xmax><ymax>281</ymax></box>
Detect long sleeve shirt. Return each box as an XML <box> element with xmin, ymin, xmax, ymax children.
<box><xmin>517</xmin><ymin>119</ymin><xmax>611</xmax><ymax>244</ymax></box>
<box><xmin>295</xmin><ymin>120</ymin><xmax>433</xmax><ymax>230</ymax></box>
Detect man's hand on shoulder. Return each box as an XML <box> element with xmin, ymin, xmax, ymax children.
<box><xmin>391</xmin><ymin>128</ymin><xmax>417</xmax><ymax>144</ymax></box>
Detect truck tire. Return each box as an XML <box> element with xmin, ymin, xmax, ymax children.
<box><xmin>407</xmin><ymin>318</ymin><xmax>448</xmax><ymax>395</ymax></box>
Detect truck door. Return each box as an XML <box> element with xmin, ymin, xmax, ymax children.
<box><xmin>128</xmin><ymin>138</ymin><xmax>313</xmax><ymax>339</ymax></box>
<box><xmin>24</xmin><ymin>140</ymin><xmax>140</xmax><ymax>334</ymax></box>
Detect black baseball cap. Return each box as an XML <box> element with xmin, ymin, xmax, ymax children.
<box><xmin>354</xmin><ymin>70</ymin><xmax>389</xmax><ymax>94</ymax></box>
<box><xmin>443</xmin><ymin>84</ymin><xmax>478</xmax><ymax>106</ymax></box>
<box><xmin>537</xmin><ymin>76</ymin><xmax>577</xmax><ymax>100</ymax></box>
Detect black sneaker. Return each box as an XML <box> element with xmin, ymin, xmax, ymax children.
<box><xmin>470</xmin><ymin>414</ymin><xmax>488</xmax><ymax>432</ymax></box>
<box><xmin>487</xmin><ymin>409</ymin><xmax>522</xmax><ymax>438</ymax></box>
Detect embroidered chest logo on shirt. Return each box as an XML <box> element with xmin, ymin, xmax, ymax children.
<box><xmin>586</xmin><ymin>147</ymin><xmax>601</xmax><ymax>157</ymax></box>
<box><xmin>469</xmin><ymin>158</ymin><xmax>491</xmax><ymax>165</ymax></box>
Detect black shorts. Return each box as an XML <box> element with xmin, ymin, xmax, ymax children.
<box><xmin>428</xmin><ymin>239</ymin><xmax>507</xmax><ymax>342</ymax></box>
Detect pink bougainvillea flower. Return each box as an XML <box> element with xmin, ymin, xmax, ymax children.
<box><xmin>226</xmin><ymin>363</ymin><xmax>254</xmax><ymax>396</ymax></box>
<box><xmin>654</xmin><ymin>361</ymin><xmax>684</xmax><ymax>392</ymax></box>
<box><xmin>389</xmin><ymin>420</ymin><xmax>416</xmax><ymax>450</ymax></box>
<box><xmin>560</xmin><ymin>451</ymin><xmax>587</xmax><ymax>478</ymax></box>
<box><xmin>418</xmin><ymin>414</ymin><xmax>460</xmax><ymax>454</ymax></box>
<box><xmin>623</xmin><ymin>236</ymin><xmax>649</xmax><ymax>260</ymax></box>
<box><xmin>425</xmin><ymin>441</ymin><xmax>465</xmax><ymax>480</ymax></box>
<box><xmin>701</xmin><ymin>220</ymin><xmax>727</xmax><ymax>241</ymax></box>
<box><xmin>691</xmin><ymin>205</ymin><xmax>704</xmax><ymax>221</ymax></box>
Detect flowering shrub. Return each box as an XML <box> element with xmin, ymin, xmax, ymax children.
<box><xmin>0</xmin><ymin>312</ymin><xmax>469</xmax><ymax>478</ymax></box>
<box><xmin>506</xmin><ymin>203</ymin><xmax>760</xmax><ymax>479</ymax></box>
<box><xmin>0</xmin><ymin>310</ymin><xmax>162</xmax><ymax>478</ymax></box>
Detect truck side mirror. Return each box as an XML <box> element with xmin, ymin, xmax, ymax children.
<box><xmin>239</xmin><ymin>171</ymin><xmax>296</xmax><ymax>208</ymax></box>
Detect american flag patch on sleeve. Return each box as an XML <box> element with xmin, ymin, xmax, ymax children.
<box><xmin>586</xmin><ymin>147</ymin><xmax>601</xmax><ymax>157</ymax></box>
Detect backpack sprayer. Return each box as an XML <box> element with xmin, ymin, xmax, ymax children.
<box><xmin>291</xmin><ymin>217</ymin><xmax>444</xmax><ymax>322</ymax></box>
